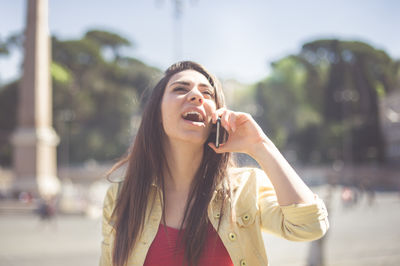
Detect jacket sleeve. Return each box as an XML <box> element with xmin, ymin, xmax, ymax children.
<box><xmin>99</xmin><ymin>183</ymin><xmax>119</xmax><ymax>266</ymax></box>
<box><xmin>254</xmin><ymin>168</ymin><xmax>329</xmax><ymax>241</ymax></box>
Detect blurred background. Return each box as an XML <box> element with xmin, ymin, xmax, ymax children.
<box><xmin>0</xmin><ymin>0</ymin><xmax>399</xmax><ymax>265</ymax></box>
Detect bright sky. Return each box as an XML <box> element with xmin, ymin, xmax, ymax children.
<box><xmin>0</xmin><ymin>0</ymin><xmax>399</xmax><ymax>85</ymax></box>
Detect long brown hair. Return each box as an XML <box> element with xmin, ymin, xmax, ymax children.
<box><xmin>109</xmin><ymin>61</ymin><xmax>232</xmax><ymax>266</ymax></box>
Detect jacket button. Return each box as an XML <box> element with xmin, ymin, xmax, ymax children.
<box><xmin>243</xmin><ymin>214</ymin><xmax>250</xmax><ymax>221</ymax></box>
<box><xmin>240</xmin><ymin>259</ymin><xmax>247</xmax><ymax>266</ymax></box>
<box><xmin>215</xmin><ymin>213</ymin><xmax>220</xmax><ymax>219</ymax></box>
<box><xmin>228</xmin><ymin>232</ymin><xmax>237</xmax><ymax>241</ymax></box>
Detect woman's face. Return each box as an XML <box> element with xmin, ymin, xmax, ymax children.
<box><xmin>161</xmin><ymin>70</ymin><xmax>217</xmax><ymax>146</ymax></box>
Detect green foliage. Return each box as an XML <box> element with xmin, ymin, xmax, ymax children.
<box><xmin>84</xmin><ymin>30</ymin><xmax>132</xmax><ymax>61</ymax></box>
<box><xmin>0</xmin><ymin>81</ymin><xmax>18</xmax><ymax>166</ymax></box>
<box><xmin>85</xmin><ymin>30</ymin><xmax>131</xmax><ymax>47</ymax></box>
<box><xmin>0</xmin><ymin>29</ymin><xmax>161</xmax><ymax>166</ymax></box>
<box><xmin>1</xmin><ymin>31</ymin><xmax>399</xmax><ymax>167</ymax></box>
<box><xmin>0</xmin><ymin>42</ymin><xmax>9</xmax><ymax>55</ymax></box>
<box><xmin>51</xmin><ymin>62</ymin><xmax>72</xmax><ymax>84</ymax></box>
<box><xmin>52</xmin><ymin>37</ymin><xmax>104</xmax><ymax>74</ymax></box>
<box><xmin>375</xmin><ymin>81</ymin><xmax>385</xmax><ymax>99</ymax></box>
<box><xmin>255</xmin><ymin>39</ymin><xmax>399</xmax><ymax>164</ymax></box>
<box><xmin>255</xmin><ymin>56</ymin><xmax>322</xmax><ymax>150</ymax></box>
<box><xmin>50</xmin><ymin>30</ymin><xmax>161</xmax><ymax>164</ymax></box>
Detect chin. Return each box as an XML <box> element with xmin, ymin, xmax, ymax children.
<box><xmin>171</xmin><ymin>133</ymin><xmax>209</xmax><ymax>147</ymax></box>
<box><xmin>164</xmin><ymin>126</ymin><xmax>211</xmax><ymax>147</ymax></box>
<box><xmin>184</xmin><ymin>136</ymin><xmax>208</xmax><ymax>146</ymax></box>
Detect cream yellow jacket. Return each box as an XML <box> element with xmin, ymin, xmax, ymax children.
<box><xmin>100</xmin><ymin>167</ymin><xmax>329</xmax><ymax>266</ymax></box>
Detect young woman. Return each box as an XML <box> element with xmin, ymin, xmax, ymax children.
<box><xmin>100</xmin><ymin>61</ymin><xmax>329</xmax><ymax>266</ymax></box>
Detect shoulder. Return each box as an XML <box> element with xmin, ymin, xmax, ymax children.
<box><xmin>226</xmin><ymin>167</ymin><xmax>271</xmax><ymax>215</ymax></box>
<box><xmin>227</xmin><ymin>166</ymin><xmax>257</xmax><ymax>183</ymax></box>
<box><xmin>227</xmin><ymin>167</ymin><xmax>272</xmax><ymax>190</ymax></box>
<box><xmin>103</xmin><ymin>181</ymin><xmax>123</xmax><ymax>209</ymax></box>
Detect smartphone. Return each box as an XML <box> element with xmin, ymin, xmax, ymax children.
<box><xmin>209</xmin><ymin>117</ymin><xmax>225</xmax><ymax>148</ymax></box>
<box><xmin>215</xmin><ymin>117</ymin><xmax>221</xmax><ymax>148</ymax></box>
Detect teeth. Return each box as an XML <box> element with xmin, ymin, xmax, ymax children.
<box><xmin>183</xmin><ymin>111</ymin><xmax>204</xmax><ymax>122</ymax></box>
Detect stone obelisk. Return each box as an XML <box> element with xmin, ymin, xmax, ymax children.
<box><xmin>11</xmin><ymin>0</ymin><xmax>60</xmax><ymax>197</ymax></box>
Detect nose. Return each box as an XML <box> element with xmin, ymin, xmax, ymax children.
<box><xmin>190</xmin><ymin>96</ymin><xmax>203</xmax><ymax>104</ymax></box>
<box><xmin>188</xmin><ymin>88</ymin><xmax>203</xmax><ymax>104</ymax></box>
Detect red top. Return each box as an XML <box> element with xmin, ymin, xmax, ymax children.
<box><xmin>144</xmin><ymin>222</ymin><xmax>233</xmax><ymax>266</ymax></box>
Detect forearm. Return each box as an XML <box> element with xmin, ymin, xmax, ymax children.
<box><xmin>249</xmin><ymin>139</ymin><xmax>315</xmax><ymax>206</ymax></box>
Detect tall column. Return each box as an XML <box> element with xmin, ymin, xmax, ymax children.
<box><xmin>11</xmin><ymin>0</ymin><xmax>60</xmax><ymax>197</ymax></box>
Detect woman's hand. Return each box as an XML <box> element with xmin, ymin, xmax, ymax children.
<box><xmin>209</xmin><ymin>108</ymin><xmax>316</xmax><ymax>205</ymax></box>
<box><xmin>208</xmin><ymin>108</ymin><xmax>271</xmax><ymax>156</ymax></box>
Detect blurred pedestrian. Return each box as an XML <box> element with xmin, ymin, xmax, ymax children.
<box><xmin>341</xmin><ymin>186</ymin><xmax>354</xmax><ymax>209</ymax></box>
<box><xmin>36</xmin><ymin>196</ymin><xmax>57</xmax><ymax>229</ymax></box>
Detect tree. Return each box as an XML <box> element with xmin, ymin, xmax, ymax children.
<box><xmin>0</xmin><ymin>29</ymin><xmax>161</xmax><ymax>166</ymax></box>
<box><xmin>255</xmin><ymin>39</ymin><xmax>399</xmax><ymax>164</ymax></box>
<box><xmin>0</xmin><ymin>39</ymin><xmax>9</xmax><ymax>55</ymax></box>
<box><xmin>0</xmin><ymin>81</ymin><xmax>18</xmax><ymax>166</ymax></box>
<box><xmin>300</xmin><ymin>40</ymin><xmax>398</xmax><ymax>163</ymax></box>
<box><xmin>85</xmin><ymin>30</ymin><xmax>132</xmax><ymax>61</ymax></box>
<box><xmin>255</xmin><ymin>56</ymin><xmax>322</xmax><ymax>156</ymax></box>
<box><xmin>51</xmin><ymin>30</ymin><xmax>161</xmax><ymax>164</ymax></box>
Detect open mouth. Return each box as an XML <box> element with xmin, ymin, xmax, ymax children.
<box><xmin>182</xmin><ymin>111</ymin><xmax>205</xmax><ymax>123</ymax></box>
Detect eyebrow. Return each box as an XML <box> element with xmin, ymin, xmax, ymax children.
<box><xmin>169</xmin><ymin>80</ymin><xmax>212</xmax><ymax>89</ymax></box>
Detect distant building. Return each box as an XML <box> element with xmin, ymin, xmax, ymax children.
<box><xmin>380</xmin><ymin>90</ymin><xmax>400</xmax><ymax>163</ymax></box>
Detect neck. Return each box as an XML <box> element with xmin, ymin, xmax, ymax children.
<box><xmin>163</xmin><ymin>139</ymin><xmax>204</xmax><ymax>194</ymax></box>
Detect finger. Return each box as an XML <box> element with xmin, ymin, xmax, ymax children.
<box><xmin>228</xmin><ymin>113</ymin><xmax>237</xmax><ymax>132</ymax></box>
<box><xmin>207</xmin><ymin>142</ymin><xmax>221</xmax><ymax>153</ymax></box>
<box><xmin>211</xmin><ymin>112</ymin><xmax>218</xmax><ymax>124</ymax></box>
<box><xmin>211</xmin><ymin>111</ymin><xmax>218</xmax><ymax>124</ymax></box>
<box><xmin>221</xmin><ymin>110</ymin><xmax>231</xmax><ymax>132</ymax></box>
<box><xmin>213</xmin><ymin>108</ymin><xmax>226</xmax><ymax>123</ymax></box>
<box><xmin>208</xmin><ymin>142</ymin><xmax>225</xmax><ymax>154</ymax></box>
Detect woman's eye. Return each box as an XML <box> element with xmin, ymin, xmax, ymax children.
<box><xmin>173</xmin><ymin>87</ymin><xmax>187</xmax><ymax>92</ymax></box>
<box><xmin>203</xmin><ymin>90</ymin><xmax>214</xmax><ymax>97</ymax></box>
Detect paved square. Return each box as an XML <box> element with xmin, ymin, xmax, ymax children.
<box><xmin>0</xmin><ymin>186</ymin><xmax>399</xmax><ymax>266</ymax></box>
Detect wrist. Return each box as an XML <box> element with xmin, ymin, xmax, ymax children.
<box><xmin>247</xmin><ymin>137</ymin><xmax>277</xmax><ymax>160</ymax></box>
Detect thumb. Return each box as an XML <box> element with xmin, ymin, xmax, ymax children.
<box><xmin>207</xmin><ymin>142</ymin><xmax>228</xmax><ymax>154</ymax></box>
